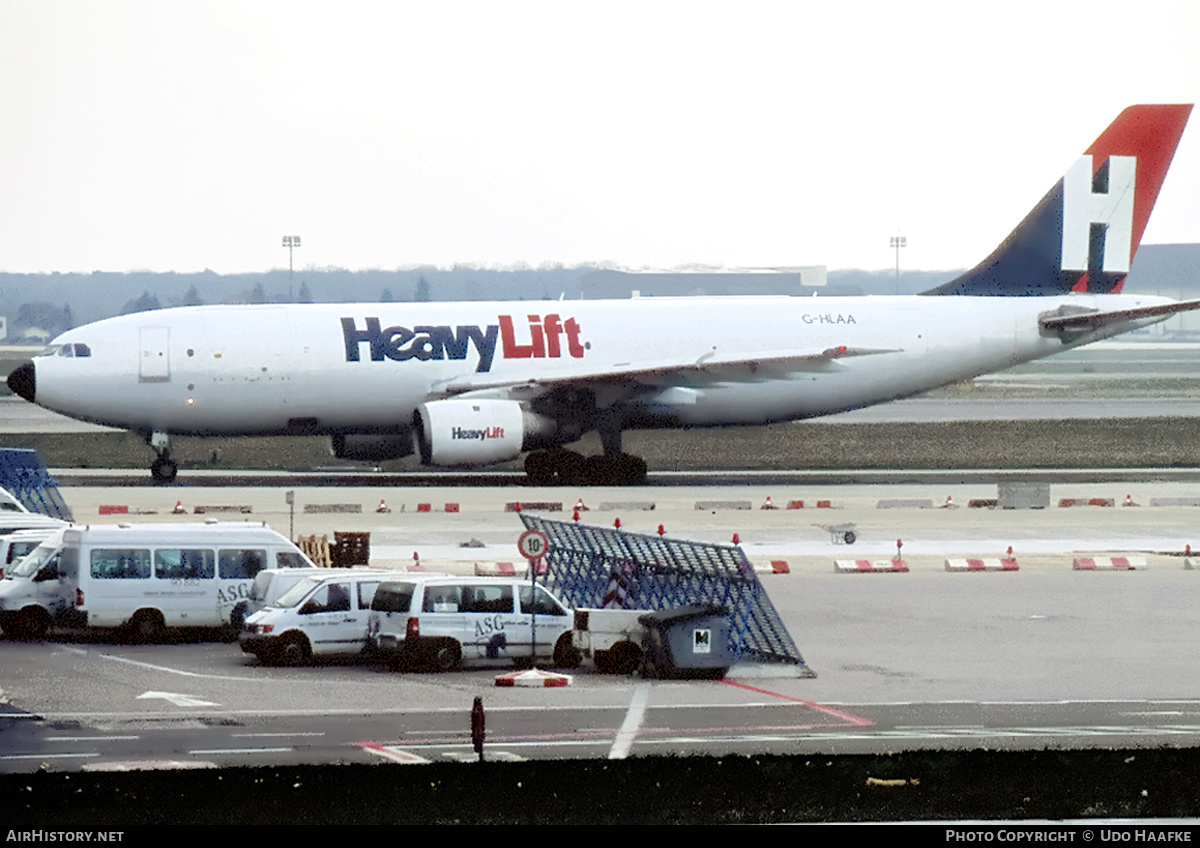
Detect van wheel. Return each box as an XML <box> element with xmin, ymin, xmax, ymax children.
<box><xmin>12</xmin><ymin>607</ymin><xmax>50</xmax><ymax>641</ymax></box>
<box><xmin>129</xmin><ymin>610</ymin><xmax>165</xmax><ymax>643</ymax></box>
<box><xmin>278</xmin><ymin>633</ymin><xmax>312</xmax><ymax>666</ymax></box>
<box><xmin>602</xmin><ymin>640</ymin><xmax>642</xmax><ymax>675</ymax></box>
<box><xmin>553</xmin><ymin>633</ymin><xmax>582</xmax><ymax>669</ymax></box>
<box><xmin>431</xmin><ymin>640</ymin><xmax>461</xmax><ymax>672</ymax></box>
<box><xmin>229</xmin><ymin>602</ymin><xmax>248</xmax><ymax>632</ymax></box>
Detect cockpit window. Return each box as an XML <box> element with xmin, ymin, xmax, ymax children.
<box><xmin>36</xmin><ymin>343</ymin><xmax>90</xmax><ymax>358</ymax></box>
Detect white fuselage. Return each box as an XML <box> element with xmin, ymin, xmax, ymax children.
<box><xmin>29</xmin><ymin>293</ymin><xmax>1172</xmax><ymax>439</ymax></box>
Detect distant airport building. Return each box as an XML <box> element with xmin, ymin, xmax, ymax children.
<box><xmin>1126</xmin><ymin>244</ymin><xmax>1200</xmax><ymax>338</ymax></box>
<box><xmin>580</xmin><ymin>266</ymin><xmax>835</xmax><ymax>299</ymax></box>
<box><xmin>0</xmin><ymin>317</ymin><xmax>6</xmax><ymax>342</ymax></box>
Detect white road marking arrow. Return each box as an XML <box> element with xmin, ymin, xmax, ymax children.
<box><xmin>137</xmin><ymin>691</ymin><xmax>220</xmax><ymax>707</ymax></box>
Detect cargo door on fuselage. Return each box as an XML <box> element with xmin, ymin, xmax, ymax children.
<box><xmin>138</xmin><ymin>327</ymin><xmax>170</xmax><ymax>383</ymax></box>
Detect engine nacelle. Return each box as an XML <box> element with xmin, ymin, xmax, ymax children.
<box><xmin>415</xmin><ymin>399</ymin><xmax>554</xmax><ymax>466</ymax></box>
<box><xmin>330</xmin><ymin>432</ymin><xmax>414</xmax><ymax>462</ymax></box>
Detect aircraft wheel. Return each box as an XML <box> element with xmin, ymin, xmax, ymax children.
<box><xmin>583</xmin><ymin>454</ymin><xmax>617</xmax><ymax>486</ymax></box>
<box><xmin>550</xmin><ymin>448</ymin><xmax>586</xmax><ymax>485</ymax></box>
<box><xmin>524</xmin><ymin>452</ymin><xmax>554</xmax><ymax>486</ymax></box>
<box><xmin>150</xmin><ymin>456</ymin><xmax>178</xmax><ymax>485</ymax></box>
<box><xmin>618</xmin><ymin>454</ymin><xmax>648</xmax><ymax>485</ymax></box>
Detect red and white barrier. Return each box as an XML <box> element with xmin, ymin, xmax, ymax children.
<box><xmin>1073</xmin><ymin>556</ymin><xmax>1147</xmax><ymax>570</ymax></box>
<box><xmin>475</xmin><ymin>562</ymin><xmax>518</xmax><ymax>576</ymax></box>
<box><xmin>495</xmin><ymin>669</ymin><xmax>571</xmax><ymax>688</ymax></box>
<box><xmin>945</xmin><ymin>557</ymin><xmax>1019</xmax><ymax>572</ymax></box>
<box><xmin>835</xmin><ymin>559</ymin><xmax>908</xmax><ymax>573</ymax></box>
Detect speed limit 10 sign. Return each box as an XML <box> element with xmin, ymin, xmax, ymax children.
<box><xmin>518</xmin><ymin>529</ymin><xmax>549</xmax><ymax>561</ymax></box>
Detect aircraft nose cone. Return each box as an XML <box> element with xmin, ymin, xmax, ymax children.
<box><xmin>7</xmin><ymin>362</ymin><xmax>35</xmax><ymax>403</ymax></box>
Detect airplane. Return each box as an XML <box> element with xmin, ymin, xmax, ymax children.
<box><xmin>7</xmin><ymin>104</ymin><xmax>1200</xmax><ymax>486</ymax></box>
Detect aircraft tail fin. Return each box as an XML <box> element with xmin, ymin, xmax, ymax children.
<box><xmin>924</xmin><ymin>104</ymin><xmax>1192</xmax><ymax>297</ymax></box>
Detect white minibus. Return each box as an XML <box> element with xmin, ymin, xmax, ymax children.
<box><xmin>366</xmin><ymin>576</ymin><xmax>574</xmax><ymax>671</ymax></box>
<box><xmin>0</xmin><ymin>522</ymin><xmax>315</xmax><ymax>640</ymax></box>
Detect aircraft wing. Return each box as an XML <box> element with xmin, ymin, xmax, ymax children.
<box><xmin>1039</xmin><ymin>298</ymin><xmax>1200</xmax><ymax>332</ymax></box>
<box><xmin>436</xmin><ymin>344</ymin><xmax>900</xmax><ymax>397</ymax></box>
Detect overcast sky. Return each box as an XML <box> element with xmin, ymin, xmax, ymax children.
<box><xmin>2</xmin><ymin>0</ymin><xmax>1199</xmax><ymax>275</ymax></box>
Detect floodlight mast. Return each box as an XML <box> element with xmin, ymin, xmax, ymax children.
<box><xmin>282</xmin><ymin>235</ymin><xmax>301</xmax><ymax>301</ymax></box>
<box><xmin>890</xmin><ymin>234</ymin><xmax>906</xmax><ymax>293</ymax></box>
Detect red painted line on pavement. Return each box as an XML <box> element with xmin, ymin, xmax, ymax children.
<box><xmin>719</xmin><ymin>678</ymin><xmax>875</xmax><ymax>727</ymax></box>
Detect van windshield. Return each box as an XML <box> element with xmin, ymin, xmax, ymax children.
<box><xmin>11</xmin><ymin>539</ymin><xmax>62</xmax><ymax>578</ymax></box>
<box><xmin>273</xmin><ymin>575</ymin><xmax>326</xmax><ymax>608</ymax></box>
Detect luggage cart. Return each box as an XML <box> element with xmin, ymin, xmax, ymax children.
<box><xmin>817</xmin><ymin>522</ymin><xmax>858</xmax><ymax>545</ymax></box>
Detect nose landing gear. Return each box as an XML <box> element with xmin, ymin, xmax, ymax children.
<box><xmin>148</xmin><ymin>432</ymin><xmax>178</xmax><ymax>484</ymax></box>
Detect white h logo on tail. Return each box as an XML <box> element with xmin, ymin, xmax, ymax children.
<box><xmin>1061</xmin><ymin>154</ymin><xmax>1136</xmax><ymax>274</ymax></box>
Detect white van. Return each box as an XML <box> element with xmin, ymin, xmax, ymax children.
<box><xmin>239</xmin><ymin>569</ymin><xmax>412</xmax><ymax>666</ymax></box>
<box><xmin>230</xmin><ymin>566</ymin><xmax>332</xmax><ymax>632</ymax></box>
<box><xmin>0</xmin><ymin>522</ymin><xmax>315</xmax><ymax>640</ymax></box>
<box><xmin>366</xmin><ymin>576</ymin><xmax>574</xmax><ymax>671</ymax></box>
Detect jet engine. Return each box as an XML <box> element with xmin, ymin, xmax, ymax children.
<box><xmin>415</xmin><ymin>399</ymin><xmax>557</xmax><ymax>466</ymax></box>
<box><xmin>330</xmin><ymin>433</ymin><xmax>414</xmax><ymax>462</ymax></box>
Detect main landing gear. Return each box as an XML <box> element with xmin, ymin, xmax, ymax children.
<box><xmin>148</xmin><ymin>431</ymin><xmax>178</xmax><ymax>484</ymax></box>
<box><xmin>524</xmin><ymin>448</ymin><xmax>648</xmax><ymax>486</ymax></box>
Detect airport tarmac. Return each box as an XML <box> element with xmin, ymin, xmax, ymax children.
<box><xmin>5</xmin><ymin>474</ymin><xmax>1200</xmax><ymax>785</ymax></box>
<box><xmin>55</xmin><ymin>478</ymin><xmax>1200</xmax><ymax>571</ymax></box>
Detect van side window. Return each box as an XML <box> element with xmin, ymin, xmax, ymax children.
<box><xmin>275</xmin><ymin>551</ymin><xmax>309</xmax><ymax>569</ymax></box>
<box><xmin>219</xmin><ymin>548</ymin><xmax>266</xmax><ymax>579</ymax></box>
<box><xmin>372</xmin><ymin>584</ymin><xmax>415</xmax><ymax>613</ymax></box>
<box><xmin>301</xmin><ymin>582</ymin><xmax>351</xmax><ymax>614</ymax></box>
<box><xmin>91</xmin><ymin>549</ymin><xmax>152</xmax><ymax>580</ymax></box>
<box><xmin>519</xmin><ymin>584</ymin><xmax>567</xmax><ymax>616</ymax></box>
<box><xmin>355</xmin><ymin>582</ymin><xmax>380</xmax><ymax>610</ymax></box>
<box><xmin>424</xmin><ymin>587</ymin><xmax>461</xmax><ymax>613</ymax></box>
<box><xmin>155</xmin><ymin>549</ymin><xmax>215</xmax><ymax>580</ymax></box>
<box><xmin>59</xmin><ymin>547</ymin><xmax>79</xmax><ymax>580</ymax></box>
<box><xmin>460</xmin><ymin>584</ymin><xmax>514</xmax><ymax>614</ymax></box>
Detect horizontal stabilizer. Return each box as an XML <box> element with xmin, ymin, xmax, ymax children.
<box><xmin>1039</xmin><ymin>298</ymin><xmax>1200</xmax><ymax>332</ymax></box>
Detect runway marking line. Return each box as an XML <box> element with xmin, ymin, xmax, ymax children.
<box><xmin>720</xmin><ymin>679</ymin><xmax>875</xmax><ymax>727</ymax></box>
<box><xmin>357</xmin><ymin>742</ymin><xmax>431</xmax><ymax>764</ymax></box>
<box><xmin>609</xmin><ymin>681</ymin><xmax>651</xmax><ymax>760</ymax></box>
